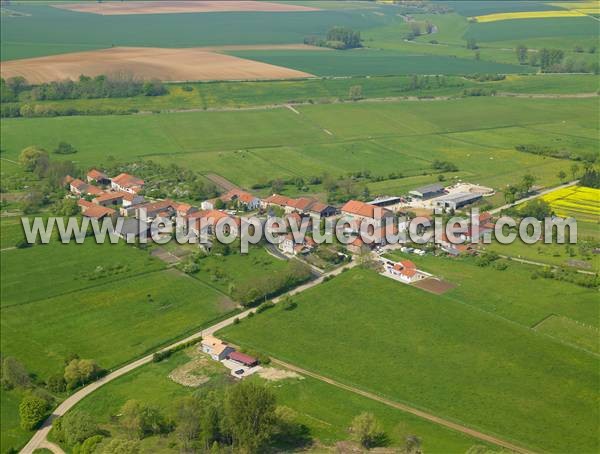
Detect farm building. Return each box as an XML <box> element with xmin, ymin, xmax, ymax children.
<box><xmin>262</xmin><ymin>194</ymin><xmax>336</xmax><ymax>218</ymax></box>
<box><xmin>115</xmin><ymin>218</ymin><xmax>151</xmax><ymax>241</ymax></box>
<box><xmin>201</xmin><ymin>336</ymin><xmax>234</xmax><ymax>361</ymax></box>
<box><xmin>70</xmin><ymin>178</ymin><xmax>103</xmax><ymax>197</ymax></box>
<box><xmin>368</xmin><ymin>196</ymin><xmax>402</xmax><ymax>208</ymax></box>
<box><xmin>436</xmin><ymin>192</ymin><xmax>482</xmax><ymax>211</ymax></box>
<box><xmin>228</xmin><ymin>351</ymin><xmax>259</xmax><ymax>367</ymax></box>
<box><xmin>220</xmin><ymin>189</ymin><xmax>261</xmax><ymax>210</ymax></box>
<box><xmin>111</xmin><ymin>173</ymin><xmax>145</xmax><ymax>194</ymax></box>
<box><xmin>409</xmin><ymin>183</ymin><xmax>445</xmax><ymax>200</ymax></box>
<box><xmin>341</xmin><ymin>200</ymin><xmax>394</xmax><ymax>222</ymax></box>
<box><xmin>86</xmin><ymin>169</ymin><xmax>110</xmax><ymax>185</ymax></box>
<box><xmin>78</xmin><ymin>199</ymin><xmax>116</xmax><ymax>220</ymax></box>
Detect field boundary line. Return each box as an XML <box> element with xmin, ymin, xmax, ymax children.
<box><xmin>270</xmin><ymin>358</ymin><xmax>537</xmax><ymax>454</ymax></box>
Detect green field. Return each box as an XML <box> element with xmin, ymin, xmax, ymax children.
<box><xmin>0</xmin><ymin>240</ymin><xmax>164</xmax><ymax>307</ymax></box>
<box><xmin>71</xmin><ymin>347</ymin><xmax>487</xmax><ymax>453</ymax></box>
<box><xmin>0</xmin><ymin>3</ymin><xmax>395</xmax><ymax>61</ymax></box>
<box><xmin>0</xmin><ymin>387</ymin><xmax>30</xmax><ymax>453</ymax></box>
<box><xmin>1</xmin><ymin>267</ymin><xmax>235</xmax><ymax>379</ymax></box>
<box><xmin>464</xmin><ymin>16</ymin><xmax>599</xmax><ymax>42</ymax></box>
<box><xmin>229</xmin><ymin>48</ymin><xmax>531</xmax><ymax>76</ymax></box>
<box><xmin>6</xmin><ymin>75</ymin><xmax>597</xmax><ymax>120</ymax></box>
<box><xmin>219</xmin><ymin>268</ymin><xmax>599</xmax><ymax>453</ymax></box>
<box><xmin>384</xmin><ymin>252</ymin><xmax>599</xmax><ymax>328</ymax></box>
<box><xmin>1</xmin><ymin>97</ymin><xmax>596</xmax><ymax>197</ymax></box>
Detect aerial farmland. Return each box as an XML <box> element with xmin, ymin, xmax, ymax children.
<box><xmin>0</xmin><ymin>1</ymin><xmax>598</xmax><ymax>453</ymax></box>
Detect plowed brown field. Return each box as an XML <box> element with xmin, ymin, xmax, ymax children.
<box><xmin>0</xmin><ymin>46</ymin><xmax>314</xmax><ymax>83</ymax></box>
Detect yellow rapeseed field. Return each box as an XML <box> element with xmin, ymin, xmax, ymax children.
<box><xmin>541</xmin><ymin>186</ymin><xmax>600</xmax><ymax>220</ymax></box>
<box><xmin>472</xmin><ymin>10</ymin><xmax>588</xmax><ymax>22</ymax></box>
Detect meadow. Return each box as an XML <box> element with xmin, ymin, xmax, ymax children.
<box><xmin>1</xmin><ymin>97</ymin><xmax>596</xmax><ymax>200</ymax></box>
<box><xmin>228</xmin><ymin>49</ymin><xmax>530</xmax><ymax>77</ymax></box>
<box><xmin>0</xmin><ymin>240</ymin><xmax>164</xmax><ymax>307</ymax></box>
<box><xmin>219</xmin><ymin>268</ymin><xmax>600</xmax><ymax>454</ymax></box>
<box><xmin>6</xmin><ymin>74</ymin><xmax>597</xmax><ymax>120</ymax></box>
<box><xmin>71</xmin><ymin>347</ymin><xmax>487</xmax><ymax>453</ymax></box>
<box><xmin>383</xmin><ymin>252</ymin><xmax>599</xmax><ymax>329</ymax></box>
<box><xmin>1</xmin><ymin>267</ymin><xmax>235</xmax><ymax>380</ymax></box>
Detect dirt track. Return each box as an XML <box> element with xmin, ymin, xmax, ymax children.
<box><xmin>1</xmin><ymin>46</ymin><xmax>314</xmax><ymax>84</ymax></box>
<box><xmin>53</xmin><ymin>0</ymin><xmax>319</xmax><ymax>15</ymax></box>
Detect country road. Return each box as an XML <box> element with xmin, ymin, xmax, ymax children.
<box><xmin>270</xmin><ymin>358</ymin><xmax>535</xmax><ymax>454</ymax></box>
<box><xmin>21</xmin><ymin>255</ymin><xmax>536</xmax><ymax>454</ymax></box>
<box><xmin>489</xmin><ymin>179</ymin><xmax>579</xmax><ymax>214</ymax></box>
<box><xmin>20</xmin><ymin>260</ymin><xmax>357</xmax><ymax>454</ymax></box>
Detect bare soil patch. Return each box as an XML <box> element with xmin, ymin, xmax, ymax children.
<box><xmin>1</xmin><ymin>46</ymin><xmax>314</xmax><ymax>84</ymax></box>
<box><xmin>258</xmin><ymin>367</ymin><xmax>303</xmax><ymax>381</ymax></box>
<box><xmin>411</xmin><ymin>277</ymin><xmax>455</xmax><ymax>295</ymax></box>
<box><xmin>53</xmin><ymin>1</ymin><xmax>319</xmax><ymax>15</ymax></box>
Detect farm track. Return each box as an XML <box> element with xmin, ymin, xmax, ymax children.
<box><xmin>19</xmin><ymin>260</ymin><xmax>357</xmax><ymax>454</ymax></box>
<box><xmin>270</xmin><ymin>358</ymin><xmax>536</xmax><ymax>454</ymax></box>
<box><xmin>204</xmin><ymin>173</ymin><xmax>239</xmax><ymax>191</ymax></box>
<box><xmin>149</xmin><ymin>91</ymin><xmax>599</xmax><ymax>116</ymax></box>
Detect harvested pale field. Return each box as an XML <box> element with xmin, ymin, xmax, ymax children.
<box><xmin>0</xmin><ymin>47</ymin><xmax>314</xmax><ymax>83</ymax></box>
<box><xmin>53</xmin><ymin>0</ymin><xmax>319</xmax><ymax>15</ymax></box>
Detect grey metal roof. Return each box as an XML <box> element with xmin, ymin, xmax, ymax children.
<box><xmin>437</xmin><ymin>192</ymin><xmax>482</xmax><ymax>204</ymax></box>
<box><xmin>410</xmin><ymin>183</ymin><xmax>444</xmax><ymax>195</ymax></box>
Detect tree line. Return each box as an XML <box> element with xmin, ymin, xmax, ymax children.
<box><xmin>1</xmin><ymin>74</ymin><xmax>167</xmax><ymax>104</ymax></box>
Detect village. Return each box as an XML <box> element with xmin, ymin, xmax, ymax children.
<box><xmin>62</xmin><ymin>168</ymin><xmax>499</xmax><ymax>298</ymax></box>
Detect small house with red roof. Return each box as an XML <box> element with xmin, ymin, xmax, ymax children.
<box><xmin>86</xmin><ymin>169</ymin><xmax>110</xmax><ymax>185</ymax></box>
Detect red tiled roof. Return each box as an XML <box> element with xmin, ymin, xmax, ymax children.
<box><xmin>70</xmin><ymin>178</ymin><xmax>87</xmax><ymax>190</ymax></box>
<box><xmin>399</xmin><ymin>260</ymin><xmax>416</xmax><ymax>269</ymax></box>
<box><xmin>264</xmin><ymin>194</ymin><xmax>291</xmax><ymax>207</ymax></box>
<box><xmin>94</xmin><ymin>191</ymin><xmax>127</xmax><ymax>203</ymax></box>
<box><xmin>228</xmin><ymin>351</ymin><xmax>258</xmax><ymax>365</ymax></box>
<box><xmin>112</xmin><ymin>173</ymin><xmax>144</xmax><ymax>188</ymax></box>
<box><xmin>189</xmin><ymin>209</ymin><xmax>240</xmax><ymax>227</ymax></box>
<box><xmin>221</xmin><ymin>189</ymin><xmax>256</xmax><ymax>204</ymax></box>
<box><xmin>83</xmin><ymin>204</ymin><xmax>115</xmax><ymax>219</ymax></box>
<box><xmin>87</xmin><ymin>169</ymin><xmax>107</xmax><ymax>180</ymax></box>
<box><xmin>341</xmin><ymin>200</ymin><xmax>391</xmax><ymax>219</ymax></box>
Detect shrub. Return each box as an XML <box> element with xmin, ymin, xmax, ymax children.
<box><xmin>19</xmin><ymin>395</ymin><xmax>48</xmax><ymax>430</ymax></box>
<box><xmin>256</xmin><ymin>301</ymin><xmax>275</xmax><ymax>313</ymax></box>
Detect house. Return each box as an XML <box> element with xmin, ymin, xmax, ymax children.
<box><xmin>175</xmin><ymin>202</ymin><xmax>196</xmax><ymax>217</ymax></box>
<box><xmin>341</xmin><ymin>200</ymin><xmax>394</xmax><ymax>222</ymax></box>
<box><xmin>436</xmin><ymin>192</ymin><xmax>482</xmax><ymax>211</ymax></box>
<box><xmin>409</xmin><ymin>183</ymin><xmax>445</xmax><ymax>200</ymax></box>
<box><xmin>201</xmin><ymin>198</ymin><xmax>220</xmax><ymax>211</ymax></box>
<box><xmin>188</xmin><ymin>210</ymin><xmax>240</xmax><ymax>239</ymax></box>
<box><xmin>86</xmin><ymin>169</ymin><xmax>110</xmax><ymax>185</ymax></box>
<box><xmin>111</xmin><ymin>173</ymin><xmax>144</xmax><ymax>194</ymax></box>
<box><xmin>62</xmin><ymin>175</ymin><xmax>75</xmax><ymax>187</ymax></box>
<box><xmin>70</xmin><ymin>178</ymin><xmax>103</xmax><ymax>197</ymax></box>
<box><xmin>347</xmin><ymin>237</ymin><xmax>372</xmax><ymax>254</ymax></box>
<box><xmin>220</xmin><ymin>189</ymin><xmax>261</xmax><ymax>210</ymax></box>
<box><xmin>262</xmin><ymin>194</ymin><xmax>292</xmax><ymax>210</ymax></box>
<box><xmin>278</xmin><ymin>233</ymin><xmax>316</xmax><ymax>255</ymax></box>
<box><xmin>93</xmin><ymin>191</ymin><xmax>126</xmax><ymax>207</ymax></box>
<box><xmin>201</xmin><ymin>336</ymin><xmax>234</xmax><ymax>361</ymax></box>
<box><xmin>262</xmin><ymin>194</ymin><xmax>336</xmax><ymax>218</ymax></box>
<box><xmin>134</xmin><ymin>199</ymin><xmax>178</xmax><ymax>220</ymax></box>
<box><xmin>227</xmin><ymin>351</ymin><xmax>259</xmax><ymax>367</ymax></box>
<box><xmin>78</xmin><ymin>199</ymin><xmax>115</xmax><ymax>220</ymax></box>
<box><xmin>387</xmin><ymin>259</ymin><xmax>424</xmax><ymax>283</ymax></box>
